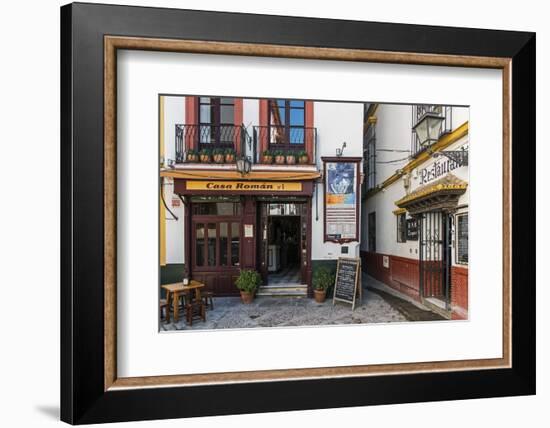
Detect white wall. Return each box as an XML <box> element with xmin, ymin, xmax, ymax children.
<box><xmin>361</xmin><ymin>104</ymin><xmax>470</xmax><ymax>262</ymax></box>
<box><xmin>312</xmin><ymin>101</ymin><xmax>364</xmax><ymax>259</ymax></box>
<box><xmin>162</xmin><ymin>96</ymin><xmax>185</xmax><ymax>263</ymax></box>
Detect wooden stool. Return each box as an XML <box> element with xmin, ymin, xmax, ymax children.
<box><xmin>202</xmin><ymin>291</ymin><xmax>214</xmax><ymax>310</ymax></box>
<box><xmin>185</xmin><ymin>301</ymin><xmax>206</xmax><ymax>326</ymax></box>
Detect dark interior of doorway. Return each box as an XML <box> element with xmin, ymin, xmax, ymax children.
<box><xmin>268</xmin><ymin>216</ymin><xmax>301</xmax><ymax>285</ymax></box>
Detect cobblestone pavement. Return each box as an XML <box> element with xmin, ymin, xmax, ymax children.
<box><xmin>161</xmin><ymin>274</ymin><xmax>442</xmax><ymax>331</ymax></box>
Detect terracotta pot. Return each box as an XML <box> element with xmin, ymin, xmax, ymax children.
<box><xmin>240</xmin><ymin>291</ymin><xmax>254</xmax><ymax>304</ymax></box>
<box><xmin>313</xmin><ymin>289</ymin><xmax>326</xmax><ymax>303</ymax></box>
<box><xmin>286</xmin><ymin>156</ymin><xmax>296</xmax><ymax>165</ymax></box>
<box><xmin>274</xmin><ymin>155</ymin><xmax>285</xmax><ymax>164</ymax></box>
<box><xmin>213</xmin><ymin>154</ymin><xmax>225</xmax><ymax>163</ymax></box>
<box><xmin>298</xmin><ymin>155</ymin><xmax>309</xmax><ymax>164</ymax></box>
<box><xmin>199</xmin><ymin>154</ymin><xmax>211</xmax><ymax>163</ymax></box>
<box><xmin>225</xmin><ymin>154</ymin><xmax>235</xmax><ymax>163</ymax></box>
<box><xmin>262</xmin><ymin>155</ymin><xmax>273</xmax><ymax>164</ymax></box>
<box><xmin>186</xmin><ymin>154</ymin><xmax>198</xmax><ymax>163</ymax></box>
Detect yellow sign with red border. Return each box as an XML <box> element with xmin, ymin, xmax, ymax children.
<box><xmin>185</xmin><ymin>181</ymin><xmax>302</xmax><ymax>192</ymax></box>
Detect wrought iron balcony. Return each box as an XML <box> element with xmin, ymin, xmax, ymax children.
<box><xmin>175</xmin><ymin>124</ymin><xmax>250</xmax><ymax>163</ymax></box>
<box><xmin>411</xmin><ymin>105</ymin><xmax>452</xmax><ymax>158</ymax></box>
<box><xmin>252</xmin><ymin>126</ymin><xmax>317</xmax><ymax>163</ymax></box>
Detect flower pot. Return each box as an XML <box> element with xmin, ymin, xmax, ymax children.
<box><xmin>274</xmin><ymin>155</ymin><xmax>285</xmax><ymax>164</ymax></box>
<box><xmin>199</xmin><ymin>154</ymin><xmax>211</xmax><ymax>163</ymax></box>
<box><xmin>186</xmin><ymin>154</ymin><xmax>198</xmax><ymax>163</ymax></box>
<box><xmin>298</xmin><ymin>155</ymin><xmax>309</xmax><ymax>164</ymax></box>
<box><xmin>213</xmin><ymin>154</ymin><xmax>225</xmax><ymax>163</ymax></box>
<box><xmin>313</xmin><ymin>289</ymin><xmax>326</xmax><ymax>303</ymax></box>
<box><xmin>240</xmin><ymin>291</ymin><xmax>254</xmax><ymax>304</ymax></box>
<box><xmin>286</xmin><ymin>156</ymin><xmax>296</xmax><ymax>165</ymax></box>
<box><xmin>262</xmin><ymin>155</ymin><xmax>273</xmax><ymax>164</ymax></box>
<box><xmin>225</xmin><ymin>154</ymin><xmax>235</xmax><ymax>163</ymax></box>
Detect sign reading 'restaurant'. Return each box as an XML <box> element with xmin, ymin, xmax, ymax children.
<box><xmin>186</xmin><ymin>181</ymin><xmax>302</xmax><ymax>192</ymax></box>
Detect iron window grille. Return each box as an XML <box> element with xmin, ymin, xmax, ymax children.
<box><xmin>455</xmin><ymin>212</ymin><xmax>469</xmax><ymax>265</ymax></box>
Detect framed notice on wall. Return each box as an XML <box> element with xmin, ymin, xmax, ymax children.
<box><xmin>323</xmin><ymin>157</ymin><xmax>362</xmax><ymax>243</ymax></box>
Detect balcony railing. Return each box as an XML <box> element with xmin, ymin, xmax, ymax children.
<box><xmin>411</xmin><ymin>105</ymin><xmax>452</xmax><ymax>158</ymax></box>
<box><xmin>175</xmin><ymin>124</ymin><xmax>250</xmax><ymax>163</ymax></box>
<box><xmin>252</xmin><ymin>126</ymin><xmax>317</xmax><ymax>163</ymax></box>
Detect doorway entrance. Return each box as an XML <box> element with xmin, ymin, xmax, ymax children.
<box><xmin>258</xmin><ymin>201</ymin><xmax>311</xmax><ymax>289</ymax></box>
<box><xmin>267</xmin><ymin>215</ymin><xmax>301</xmax><ymax>284</ymax></box>
<box><xmin>419</xmin><ymin>210</ymin><xmax>452</xmax><ymax>311</ymax></box>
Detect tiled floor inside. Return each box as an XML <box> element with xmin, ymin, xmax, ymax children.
<box><xmin>268</xmin><ymin>265</ymin><xmax>301</xmax><ymax>285</ymax></box>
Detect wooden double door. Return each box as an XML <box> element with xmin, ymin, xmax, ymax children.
<box><xmin>189</xmin><ymin>201</ymin><xmax>243</xmax><ymax>296</ymax></box>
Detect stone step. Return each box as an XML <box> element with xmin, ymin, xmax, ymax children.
<box><xmin>256</xmin><ymin>285</ymin><xmax>308</xmax><ymax>297</ymax></box>
<box><xmin>422</xmin><ymin>297</ymin><xmax>452</xmax><ymax>319</ymax></box>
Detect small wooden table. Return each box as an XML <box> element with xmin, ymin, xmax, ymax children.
<box><xmin>162</xmin><ymin>281</ymin><xmax>205</xmax><ymax>323</ymax></box>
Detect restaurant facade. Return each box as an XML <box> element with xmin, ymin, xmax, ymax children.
<box><xmin>159</xmin><ymin>96</ymin><xmax>363</xmax><ymax>298</ymax></box>
<box><xmin>360</xmin><ymin>103</ymin><xmax>469</xmax><ymax>319</ymax></box>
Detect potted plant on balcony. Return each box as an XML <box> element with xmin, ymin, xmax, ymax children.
<box><xmin>224</xmin><ymin>148</ymin><xmax>236</xmax><ymax>163</ymax></box>
<box><xmin>199</xmin><ymin>148</ymin><xmax>211</xmax><ymax>163</ymax></box>
<box><xmin>297</xmin><ymin>150</ymin><xmax>309</xmax><ymax>164</ymax></box>
<box><xmin>273</xmin><ymin>150</ymin><xmax>285</xmax><ymax>165</ymax></box>
<box><xmin>285</xmin><ymin>150</ymin><xmax>297</xmax><ymax>165</ymax></box>
<box><xmin>212</xmin><ymin>148</ymin><xmax>225</xmax><ymax>164</ymax></box>
<box><xmin>186</xmin><ymin>149</ymin><xmax>198</xmax><ymax>163</ymax></box>
<box><xmin>235</xmin><ymin>269</ymin><xmax>261</xmax><ymax>304</ymax></box>
<box><xmin>262</xmin><ymin>150</ymin><xmax>273</xmax><ymax>164</ymax></box>
<box><xmin>312</xmin><ymin>267</ymin><xmax>334</xmax><ymax>303</ymax></box>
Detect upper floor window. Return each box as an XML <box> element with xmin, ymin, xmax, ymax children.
<box><xmin>411</xmin><ymin>105</ymin><xmax>452</xmax><ymax>157</ymax></box>
<box><xmin>198</xmin><ymin>97</ymin><xmax>235</xmax><ymax>148</ymax></box>
<box><xmin>455</xmin><ymin>212</ymin><xmax>468</xmax><ymax>265</ymax></box>
<box><xmin>268</xmin><ymin>99</ymin><xmax>305</xmax><ymax>148</ymax></box>
<box><xmin>364</xmin><ymin>121</ymin><xmax>376</xmax><ymax>192</ymax></box>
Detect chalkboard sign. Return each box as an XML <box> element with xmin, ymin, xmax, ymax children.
<box><xmin>332</xmin><ymin>257</ymin><xmax>362</xmax><ymax>310</ymax></box>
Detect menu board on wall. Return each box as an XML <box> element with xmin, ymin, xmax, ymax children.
<box><xmin>333</xmin><ymin>257</ymin><xmax>362</xmax><ymax>310</ymax></box>
<box><xmin>324</xmin><ymin>159</ymin><xmax>359</xmax><ymax>242</ymax></box>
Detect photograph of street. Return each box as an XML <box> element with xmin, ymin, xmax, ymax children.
<box><xmin>159</xmin><ymin>96</ymin><xmax>469</xmax><ymax>330</ymax></box>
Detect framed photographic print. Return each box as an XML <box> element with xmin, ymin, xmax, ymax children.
<box><xmin>61</xmin><ymin>2</ymin><xmax>535</xmax><ymax>424</ymax></box>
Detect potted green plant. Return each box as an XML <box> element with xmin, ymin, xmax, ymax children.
<box><xmin>312</xmin><ymin>267</ymin><xmax>334</xmax><ymax>303</ymax></box>
<box><xmin>262</xmin><ymin>150</ymin><xmax>273</xmax><ymax>164</ymax></box>
<box><xmin>212</xmin><ymin>148</ymin><xmax>225</xmax><ymax>163</ymax></box>
<box><xmin>199</xmin><ymin>148</ymin><xmax>211</xmax><ymax>163</ymax></box>
<box><xmin>186</xmin><ymin>149</ymin><xmax>198</xmax><ymax>163</ymax></box>
<box><xmin>235</xmin><ymin>269</ymin><xmax>261</xmax><ymax>304</ymax></box>
<box><xmin>297</xmin><ymin>150</ymin><xmax>309</xmax><ymax>164</ymax></box>
<box><xmin>273</xmin><ymin>150</ymin><xmax>285</xmax><ymax>165</ymax></box>
<box><xmin>224</xmin><ymin>148</ymin><xmax>236</xmax><ymax>163</ymax></box>
<box><xmin>285</xmin><ymin>150</ymin><xmax>297</xmax><ymax>165</ymax></box>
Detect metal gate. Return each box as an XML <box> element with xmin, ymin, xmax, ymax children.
<box><xmin>419</xmin><ymin>211</ymin><xmax>452</xmax><ymax>308</ymax></box>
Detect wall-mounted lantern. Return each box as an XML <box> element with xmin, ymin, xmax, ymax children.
<box><xmin>413</xmin><ymin>111</ymin><xmax>444</xmax><ymax>147</ymax></box>
<box><xmin>236</xmin><ymin>155</ymin><xmax>252</xmax><ymax>176</ymax></box>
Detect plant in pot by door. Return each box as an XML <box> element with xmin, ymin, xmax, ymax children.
<box><xmin>262</xmin><ymin>150</ymin><xmax>273</xmax><ymax>164</ymax></box>
<box><xmin>297</xmin><ymin>150</ymin><xmax>309</xmax><ymax>164</ymax></box>
<box><xmin>186</xmin><ymin>149</ymin><xmax>199</xmax><ymax>163</ymax></box>
<box><xmin>285</xmin><ymin>151</ymin><xmax>297</xmax><ymax>165</ymax></box>
<box><xmin>312</xmin><ymin>267</ymin><xmax>334</xmax><ymax>303</ymax></box>
<box><xmin>212</xmin><ymin>148</ymin><xmax>225</xmax><ymax>164</ymax></box>
<box><xmin>224</xmin><ymin>148</ymin><xmax>236</xmax><ymax>163</ymax></box>
<box><xmin>273</xmin><ymin>150</ymin><xmax>285</xmax><ymax>165</ymax></box>
<box><xmin>235</xmin><ymin>269</ymin><xmax>261</xmax><ymax>304</ymax></box>
<box><xmin>199</xmin><ymin>148</ymin><xmax>211</xmax><ymax>163</ymax></box>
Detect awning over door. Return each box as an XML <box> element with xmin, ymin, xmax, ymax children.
<box><xmin>395</xmin><ymin>174</ymin><xmax>467</xmax><ymax>215</ymax></box>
